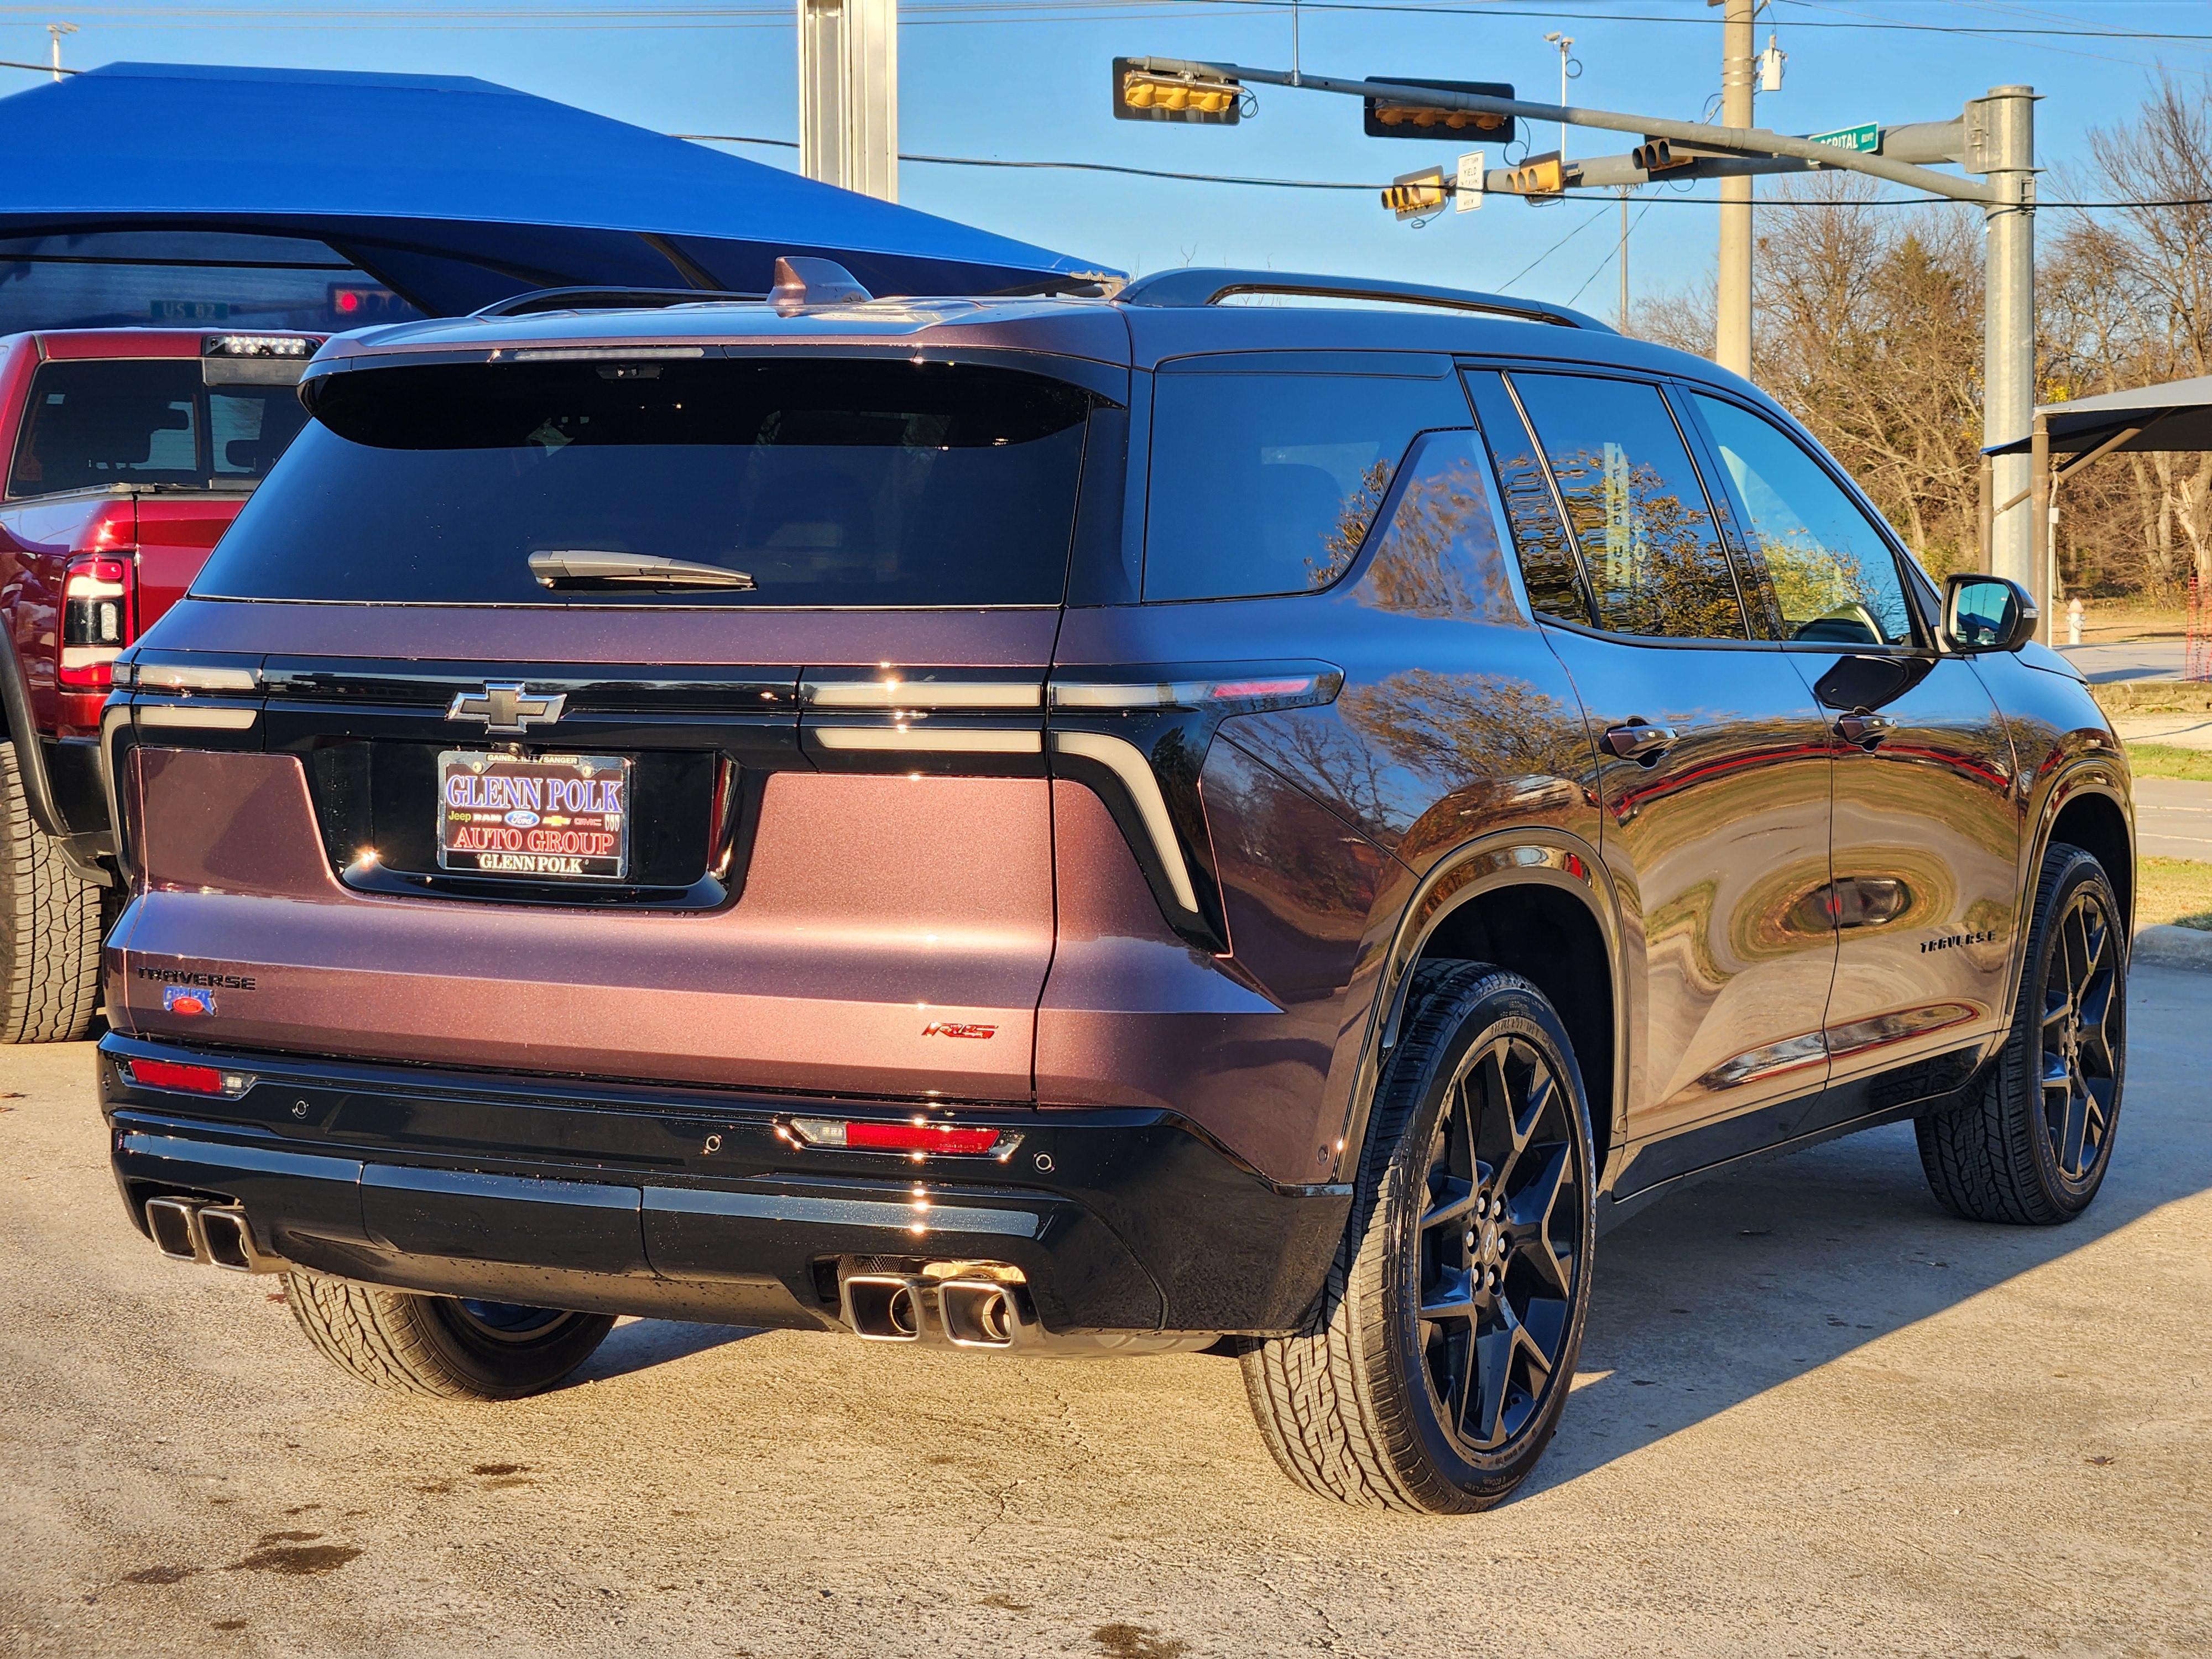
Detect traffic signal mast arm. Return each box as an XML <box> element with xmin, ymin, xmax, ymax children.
<box><xmin>1125</xmin><ymin>57</ymin><xmax>2001</xmax><ymax>205</ymax></box>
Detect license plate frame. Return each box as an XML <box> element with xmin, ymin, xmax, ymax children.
<box><xmin>436</xmin><ymin>749</ymin><xmax>633</xmax><ymax>881</ymax></box>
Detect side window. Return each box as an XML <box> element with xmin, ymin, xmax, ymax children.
<box><xmin>1510</xmin><ymin>372</ymin><xmax>1749</xmax><ymax>641</ymax></box>
<box><xmin>1462</xmin><ymin>369</ymin><xmax>1587</xmax><ymax>623</ymax></box>
<box><xmin>1356</xmin><ymin>429</ymin><xmax>1524</xmax><ymax>624</ymax></box>
<box><xmin>1142</xmin><ymin>358</ymin><xmax>1469</xmax><ymax>602</ymax></box>
<box><xmin>1691</xmin><ymin>394</ymin><xmax>1916</xmax><ymax>646</ymax></box>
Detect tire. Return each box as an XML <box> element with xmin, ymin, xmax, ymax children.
<box><xmin>0</xmin><ymin>740</ymin><xmax>101</xmax><ymax>1045</ymax></box>
<box><xmin>284</xmin><ymin>1270</ymin><xmax>615</xmax><ymax>1401</ymax></box>
<box><xmin>1241</xmin><ymin>962</ymin><xmax>1597</xmax><ymax>1513</ymax></box>
<box><xmin>1917</xmin><ymin>842</ymin><xmax>2126</xmax><ymax>1225</ymax></box>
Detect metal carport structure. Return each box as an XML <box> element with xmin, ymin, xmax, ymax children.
<box><xmin>1985</xmin><ymin>373</ymin><xmax>2212</xmax><ymax>658</ymax></box>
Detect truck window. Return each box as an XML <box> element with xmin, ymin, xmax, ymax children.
<box><xmin>6</xmin><ymin>359</ymin><xmax>311</xmax><ymax>498</ymax></box>
<box><xmin>1142</xmin><ymin>355</ymin><xmax>1472</xmax><ymax>602</ymax></box>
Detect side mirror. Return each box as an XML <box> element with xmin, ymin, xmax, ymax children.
<box><xmin>1942</xmin><ymin>573</ymin><xmax>2038</xmax><ymax>654</ymax></box>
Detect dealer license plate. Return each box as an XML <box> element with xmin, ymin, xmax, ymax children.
<box><xmin>437</xmin><ymin>750</ymin><xmax>631</xmax><ymax>880</ymax></box>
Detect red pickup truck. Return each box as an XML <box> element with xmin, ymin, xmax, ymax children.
<box><xmin>0</xmin><ymin>327</ymin><xmax>322</xmax><ymax>1042</ymax></box>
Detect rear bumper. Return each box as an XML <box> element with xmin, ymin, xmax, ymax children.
<box><xmin>98</xmin><ymin>1034</ymin><xmax>1348</xmax><ymax>1336</ymax></box>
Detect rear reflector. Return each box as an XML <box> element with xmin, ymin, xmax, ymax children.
<box><xmin>123</xmin><ymin>1059</ymin><xmax>255</xmax><ymax>1097</ymax></box>
<box><xmin>786</xmin><ymin>1116</ymin><xmax>1015</xmax><ymax>1157</ymax></box>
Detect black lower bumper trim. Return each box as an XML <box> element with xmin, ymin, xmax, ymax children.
<box><xmin>101</xmin><ymin>1035</ymin><xmax>1349</xmax><ymax>1335</ymax></box>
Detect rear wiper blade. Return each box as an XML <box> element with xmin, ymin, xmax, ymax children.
<box><xmin>528</xmin><ymin>549</ymin><xmax>755</xmax><ymax>591</ymax></box>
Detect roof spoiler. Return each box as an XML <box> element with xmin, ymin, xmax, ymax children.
<box><xmin>1115</xmin><ymin>268</ymin><xmax>1614</xmax><ymax>331</ymax></box>
<box><xmin>469</xmin><ymin>285</ymin><xmax>763</xmax><ymax>319</ymax></box>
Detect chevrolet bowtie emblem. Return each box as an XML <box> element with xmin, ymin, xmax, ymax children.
<box><xmin>445</xmin><ymin>682</ymin><xmax>567</xmax><ymax>734</ymax></box>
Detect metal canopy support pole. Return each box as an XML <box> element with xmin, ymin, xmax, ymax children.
<box><xmin>1715</xmin><ymin>0</ymin><xmax>1756</xmax><ymax>378</ymax></box>
<box><xmin>1991</xmin><ymin>456</ymin><xmax>2008</xmax><ymax>580</ymax></box>
<box><xmin>1980</xmin><ymin>85</ymin><xmax>2037</xmax><ymax>598</ymax></box>
<box><xmin>798</xmin><ymin>0</ymin><xmax>899</xmax><ymax>201</ymax></box>
<box><xmin>2030</xmin><ymin>413</ymin><xmax>2052</xmax><ymax>643</ymax></box>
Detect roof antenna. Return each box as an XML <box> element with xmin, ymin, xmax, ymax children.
<box><xmin>769</xmin><ymin>255</ymin><xmax>873</xmax><ymax>316</ymax></box>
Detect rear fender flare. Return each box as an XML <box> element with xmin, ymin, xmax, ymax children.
<box><xmin>0</xmin><ymin>627</ymin><xmax>67</xmax><ymax>839</ymax></box>
<box><xmin>1328</xmin><ymin>826</ymin><xmax>1625</xmax><ymax>1188</ymax></box>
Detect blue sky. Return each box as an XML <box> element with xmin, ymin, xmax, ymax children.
<box><xmin>2</xmin><ymin>1</ymin><xmax>2205</xmax><ymax>309</ymax></box>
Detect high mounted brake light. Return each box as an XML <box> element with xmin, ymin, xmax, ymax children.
<box><xmin>203</xmin><ymin>335</ymin><xmax>314</xmax><ymax>358</ymax></box>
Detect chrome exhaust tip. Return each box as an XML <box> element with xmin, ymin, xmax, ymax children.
<box><xmin>144</xmin><ymin>1196</ymin><xmax>207</xmax><ymax>1263</ymax></box>
<box><xmin>842</xmin><ymin>1274</ymin><xmax>927</xmax><ymax>1342</ymax></box>
<box><xmin>940</xmin><ymin>1280</ymin><xmax>1018</xmax><ymax>1349</ymax></box>
<box><xmin>196</xmin><ymin>1206</ymin><xmax>260</xmax><ymax>1273</ymax></box>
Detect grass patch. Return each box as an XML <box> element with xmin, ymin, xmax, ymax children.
<box><xmin>2137</xmin><ymin>855</ymin><xmax>2212</xmax><ymax>931</ymax></box>
<box><xmin>2124</xmin><ymin>742</ymin><xmax>2212</xmax><ymax>782</ymax></box>
<box><xmin>2094</xmin><ymin>681</ymin><xmax>2212</xmax><ymax>718</ymax></box>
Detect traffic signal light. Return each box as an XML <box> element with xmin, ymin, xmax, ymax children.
<box><xmin>1505</xmin><ymin>150</ymin><xmax>1571</xmax><ymax>199</ymax></box>
<box><xmin>1363</xmin><ymin>79</ymin><xmax>1515</xmax><ymax>143</ymax></box>
<box><xmin>1113</xmin><ymin>59</ymin><xmax>1241</xmax><ymax>124</ymax></box>
<box><xmin>1381</xmin><ymin>166</ymin><xmax>1449</xmax><ymax>221</ymax></box>
<box><xmin>1632</xmin><ymin>138</ymin><xmax>1692</xmax><ymax>173</ymax></box>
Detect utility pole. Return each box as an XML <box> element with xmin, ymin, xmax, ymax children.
<box><xmin>1714</xmin><ymin>0</ymin><xmax>1756</xmax><ymax>377</ymax></box>
<box><xmin>1618</xmin><ymin>187</ymin><xmax>1630</xmax><ymax>331</ymax></box>
<box><xmin>797</xmin><ymin>0</ymin><xmax>898</xmax><ymax>201</ymax></box>
<box><xmin>46</xmin><ymin>21</ymin><xmax>75</xmax><ymax>82</ymax></box>
<box><xmin>1980</xmin><ymin>86</ymin><xmax>2039</xmax><ymax>618</ymax></box>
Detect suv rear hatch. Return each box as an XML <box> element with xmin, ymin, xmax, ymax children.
<box><xmin>113</xmin><ymin>345</ymin><xmax>1125</xmax><ymax>1103</ymax></box>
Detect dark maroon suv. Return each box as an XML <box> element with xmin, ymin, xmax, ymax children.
<box><xmin>97</xmin><ymin>264</ymin><xmax>2132</xmax><ymax>1512</ymax></box>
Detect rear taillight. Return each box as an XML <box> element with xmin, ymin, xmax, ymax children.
<box><xmin>59</xmin><ymin>553</ymin><xmax>135</xmax><ymax>691</ymax></box>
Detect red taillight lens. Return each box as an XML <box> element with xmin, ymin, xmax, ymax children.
<box><xmin>126</xmin><ymin>1058</ymin><xmax>225</xmax><ymax>1094</ymax></box>
<box><xmin>786</xmin><ymin>1116</ymin><xmax>1016</xmax><ymax>1157</ymax></box>
<box><xmin>59</xmin><ymin>552</ymin><xmax>135</xmax><ymax>690</ymax></box>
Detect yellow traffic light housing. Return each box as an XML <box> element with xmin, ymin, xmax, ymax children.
<box><xmin>1381</xmin><ymin>166</ymin><xmax>1450</xmax><ymax>221</ymax></box>
<box><xmin>1113</xmin><ymin>59</ymin><xmax>1242</xmax><ymax>125</ymax></box>
<box><xmin>1362</xmin><ymin>79</ymin><xmax>1516</xmax><ymax>143</ymax></box>
<box><xmin>1505</xmin><ymin>150</ymin><xmax>1572</xmax><ymax>200</ymax></box>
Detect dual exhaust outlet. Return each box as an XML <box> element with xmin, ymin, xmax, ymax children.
<box><xmin>143</xmin><ymin>1197</ymin><xmax>281</xmax><ymax>1274</ymax></box>
<box><xmin>842</xmin><ymin>1269</ymin><xmax>1031</xmax><ymax>1350</ymax></box>
<box><xmin>837</xmin><ymin>1262</ymin><xmax>1220</xmax><ymax>1358</ymax></box>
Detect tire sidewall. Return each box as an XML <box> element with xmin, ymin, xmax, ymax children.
<box><xmin>419</xmin><ymin>1298</ymin><xmax>615</xmax><ymax>1399</ymax></box>
<box><xmin>2015</xmin><ymin>848</ymin><xmax>2126</xmax><ymax>1213</ymax></box>
<box><xmin>1377</xmin><ymin>976</ymin><xmax>1597</xmax><ymax>1500</ymax></box>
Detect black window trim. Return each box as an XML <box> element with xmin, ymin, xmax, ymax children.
<box><xmin>1499</xmin><ymin>364</ymin><xmax>1770</xmax><ymax>650</ymax></box>
<box><xmin>1672</xmin><ymin>382</ymin><xmax>1937</xmax><ymax>656</ymax></box>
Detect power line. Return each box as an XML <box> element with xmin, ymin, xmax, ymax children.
<box><xmin>677</xmin><ymin>136</ymin><xmax>2212</xmax><ymax>209</ymax></box>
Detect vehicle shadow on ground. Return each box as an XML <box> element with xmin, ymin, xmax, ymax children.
<box><xmin>570</xmin><ymin>1318</ymin><xmax>766</xmax><ymax>1382</ymax></box>
<box><xmin>1528</xmin><ymin>967</ymin><xmax>2212</xmax><ymax>1492</ymax></box>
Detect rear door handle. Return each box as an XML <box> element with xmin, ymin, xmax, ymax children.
<box><xmin>1603</xmin><ymin>722</ymin><xmax>1678</xmax><ymax>763</ymax></box>
<box><xmin>1836</xmin><ymin>711</ymin><xmax>1896</xmax><ymax>747</ymax></box>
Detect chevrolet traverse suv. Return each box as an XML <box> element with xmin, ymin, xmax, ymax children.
<box><xmin>98</xmin><ymin>264</ymin><xmax>2132</xmax><ymax>1512</ymax></box>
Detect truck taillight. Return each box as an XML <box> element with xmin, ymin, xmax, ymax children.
<box><xmin>59</xmin><ymin>554</ymin><xmax>135</xmax><ymax>690</ymax></box>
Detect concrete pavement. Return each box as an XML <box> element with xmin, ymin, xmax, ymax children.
<box><xmin>4</xmin><ymin>974</ymin><xmax>2209</xmax><ymax>1658</ymax></box>
<box><xmin>2134</xmin><ymin>777</ymin><xmax>2212</xmax><ymax>862</ymax></box>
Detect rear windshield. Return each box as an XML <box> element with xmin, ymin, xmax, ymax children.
<box><xmin>8</xmin><ymin>359</ymin><xmax>312</xmax><ymax>499</ymax></box>
<box><xmin>195</xmin><ymin>357</ymin><xmax>1097</xmax><ymax>607</ymax></box>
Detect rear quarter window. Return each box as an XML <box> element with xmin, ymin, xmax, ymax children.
<box><xmin>195</xmin><ymin>356</ymin><xmax>1101</xmax><ymax>608</ymax></box>
<box><xmin>1141</xmin><ymin>353</ymin><xmax>1473</xmax><ymax>602</ymax></box>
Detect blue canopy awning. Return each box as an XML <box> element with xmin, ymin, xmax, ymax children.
<box><xmin>0</xmin><ymin>61</ymin><xmax>1110</xmax><ymax>324</ymax></box>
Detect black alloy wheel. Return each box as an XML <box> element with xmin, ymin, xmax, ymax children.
<box><xmin>2038</xmin><ymin>880</ymin><xmax>2121</xmax><ymax>1185</ymax></box>
<box><xmin>1918</xmin><ymin>842</ymin><xmax>2127</xmax><ymax>1225</ymax></box>
<box><xmin>1241</xmin><ymin>962</ymin><xmax>1597</xmax><ymax>1512</ymax></box>
<box><xmin>1415</xmin><ymin>1032</ymin><xmax>1583</xmax><ymax>1455</ymax></box>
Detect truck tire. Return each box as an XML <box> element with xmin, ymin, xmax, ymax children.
<box><xmin>1917</xmin><ymin>842</ymin><xmax>2126</xmax><ymax>1224</ymax></box>
<box><xmin>1240</xmin><ymin>961</ymin><xmax>1596</xmax><ymax>1512</ymax></box>
<box><xmin>0</xmin><ymin>741</ymin><xmax>101</xmax><ymax>1044</ymax></box>
<box><xmin>285</xmin><ymin>1270</ymin><xmax>615</xmax><ymax>1401</ymax></box>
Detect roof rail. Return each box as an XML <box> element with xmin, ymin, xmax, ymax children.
<box><xmin>469</xmin><ymin>285</ymin><xmax>763</xmax><ymax>319</ymax></box>
<box><xmin>1115</xmin><ymin>268</ymin><xmax>1614</xmax><ymax>332</ymax></box>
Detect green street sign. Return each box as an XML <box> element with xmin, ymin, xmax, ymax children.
<box><xmin>1807</xmin><ymin>121</ymin><xmax>1880</xmax><ymax>154</ymax></box>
